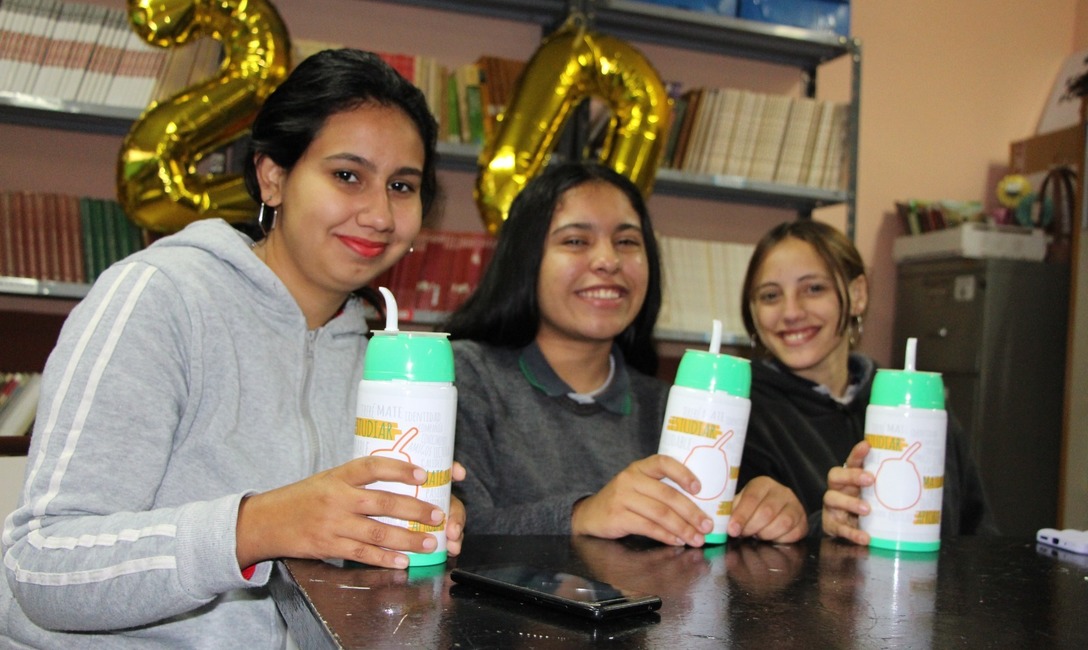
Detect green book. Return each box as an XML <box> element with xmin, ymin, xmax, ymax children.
<box><xmin>663</xmin><ymin>96</ymin><xmax>688</xmax><ymax>168</ymax></box>
<box><xmin>89</xmin><ymin>199</ymin><xmax>109</xmax><ymax>281</ymax></box>
<box><xmin>464</xmin><ymin>83</ymin><xmax>486</xmax><ymax>145</ymax></box>
<box><xmin>100</xmin><ymin>199</ymin><xmax>118</xmax><ymax>271</ymax></box>
<box><xmin>445</xmin><ymin>72</ymin><xmax>462</xmax><ymax>143</ymax></box>
<box><xmin>110</xmin><ymin>200</ymin><xmax>138</xmax><ymax>259</ymax></box>
<box><xmin>126</xmin><ymin>207</ymin><xmax>144</xmax><ymax>257</ymax></box>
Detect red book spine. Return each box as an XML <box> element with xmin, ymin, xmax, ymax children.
<box><xmin>413</xmin><ymin>231</ymin><xmax>448</xmax><ymax>315</ymax></box>
<box><xmin>379</xmin><ymin>51</ymin><xmax>414</xmax><ymax>83</ymax></box>
<box><xmin>20</xmin><ymin>192</ymin><xmax>41</xmax><ymax>280</ymax></box>
<box><xmin>9</xmin><ymin>192</ymin><xmax>26</xmax><ymax>278</ymax></box>
<box><xmin>443</xmin><ymin>235</ymin><xmax>472</xmax><ymax>314</ymax></box>
<box><xmin>58</xmin><ymin>194</ymin><xmax>81</xmax><ymax>283</ymax></box>
<box><xmin>0</xmin><ymin>192</ymin><xmax>14</xmax><ymax>278</ymax></box>
<box><xmin>46</xmin><ymin>194</ymin><xmax>65</xmax><ymax>280</ymax></box>
<box><xmin>445</xmin><ymin>232</ymin><xmax>497</xmax><ymax>313</ymax></box>
<box><xmin>36</xmin><ymin>192</ymin><xmax>59</xmax><ymax>281</ymax></box>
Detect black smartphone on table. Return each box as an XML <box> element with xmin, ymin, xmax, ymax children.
<box><xmin>450</xmin><ymin>564</ymin><xmax>662</xmax><ymax>621</ymax></box>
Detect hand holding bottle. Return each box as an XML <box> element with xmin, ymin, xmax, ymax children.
<box><xmin>354</xmin><ymin>288</ymin><xmax>459</xmax><ymax>566</ymax></box>
<box><xmin>570</xmin><ymin>454</ymin><xmax>713</xmax><ymax>547</ymax></box>
<box><xmin>235</xmin><ymin>456</ymin><xmax>446</xmax><ymax>570</ymax></box>
<box><xmin>657</xmin><ymin>320</ymin><xmax>753</xmax><ymax>545</ymax></box>
<box><xmin>823</xmin><ymin>440</ymin><xmax>875</xmax><ymax>545</ymax></box>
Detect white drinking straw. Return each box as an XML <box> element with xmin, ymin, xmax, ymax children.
<box><xmin>709</xmin><ymin>319</ymin><xmax>722</xmax><ymax>355</ymax></box>
<box><xmin>905</xmin><ymin>337</ymin><xmax>918</xmax><ymax>371</ymax></box>
<box><xmin>379</xmin><ymin>286</ymin><xmax>399</xmax><ymax>332</ymax></box>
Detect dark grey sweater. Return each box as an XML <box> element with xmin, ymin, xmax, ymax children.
<box><xmin>451</xmin><ymin>340</ymin><xmax>669</xmax><ymax>534</ymax></box>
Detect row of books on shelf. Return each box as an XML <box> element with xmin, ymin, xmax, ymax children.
<box><xmin>661</xmin><ymin>87</ymin><xmax>850</xmax><ymax>190</ymax></box>
<box><xmin>365</xmin><ymin>230</ymin><xmax>753</xmax><ymax>342</ymax></box>
<box><xmin>0</xmin><ymin>371</ymin><xmax>39</xmax><ymax>438</ymax></box>
<box><xmin>3</xmin><ymin>3</ymin><xmax>847</xmax><ymax>194</ymax></box>
<box><xmin>895</xmin><ymin>199</ymin><xmax>985</xmax><ymax>235</ymax></box>
<box><xmin>0</xmin><ymin>190</ymin><xmax>146</xmax><ymax>286</ymax></box>
<box><xmin>336</xmin><ymin>42</ymin><xmax>849</xmax><ymax>193</ymax></box>
<box><xmin>0</xmin><ymin>0</ymin><xmax>222</xmax><ymax>110</ymax></box>
<box><xmin>0</xmin><ymin>196</ymin><xmax>757</xmax><ymax>344</ymax></box>
<box><xmin>367</xmin><ymin>228</ymin><xmax>498</xmax><ymax>323</ymax></box>
<box><xmin>0</xmin><ymin>4</ymin><xmax>528</xmax><ymax>149</ymax></box>
<box><xmin>657</xmin><ymin>234</ymin><xmax>755</xmax><ymax>342</ymax></box>
<box><xmin>296</xmin><ymin>39</ymin><xmax>850</xmax><ymax>191</ymax></box>
<box><xmin>295</xmin><ymin>39</ymin><xmax>527</xmax><ymax>148</ymax></box>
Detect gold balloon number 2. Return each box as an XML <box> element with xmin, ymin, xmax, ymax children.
<box><xmin>117</xmin><ymin>0</ymin><xmax>290</xmax><ymax>234</ymax></box>
<box><xmin>475</xmin><ymin>15</ymin><xmax>672</xmax><ymax>235</ymax></box>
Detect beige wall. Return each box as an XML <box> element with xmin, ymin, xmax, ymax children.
<box><xmin>849</xmin><ymin>0</ymin><xmax>1080</xmax><ymax>365</ymax></box>
<box><xmin>1078</xmin><ymin>0</ymin><xmax>1088</xmax><ymax>49</ymax></box>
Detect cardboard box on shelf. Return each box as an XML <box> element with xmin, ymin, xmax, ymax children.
<box><xmin>1008</xmin><ymin>123</ymin><xmax>1084</xmax><ymax>259</ymax></box>
<box><xmin>1009</xmin><ymin>123</ymin><xmax>1085</xmax><ymax>178</ymax></box>
<box><xmin>892</xmin><ymin>223</ymin><xmax>1048</xmax><ymax>263</ymax></box>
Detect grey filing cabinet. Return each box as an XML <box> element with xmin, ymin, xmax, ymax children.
<box><xmin>893</xmin><ymin>258</ymin><xmax>1069</xmax><ymax>538</ymax></box>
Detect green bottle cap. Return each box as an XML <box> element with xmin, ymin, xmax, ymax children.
<box><xmin>674</xmin><ymin>349</ymin><xmax>751</xmax><ymax>398</ymax></box>
<box><xmin>364</xmin><ymin>331</ymin><xmax>454</xmax><ymax>382</ymax></box>
<box><xmin>363</xmin><ymin>286</ymin><xmax>454</xmax><ymax>382</ymax></box>
<box><xmin>870</xmin><ymin>369</ymin><xmax>944</xmax><ymax>409</ymax></box>
<box><xmin>870</xmin><ymin>337</ymin><xmax>944</xmax><ymax>409</ymax></box>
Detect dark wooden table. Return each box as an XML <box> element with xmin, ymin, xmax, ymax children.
<box><xmin>270</xmin><ymin>534</ymin><xmax>1088</xmax><ymax>648</ymax></box>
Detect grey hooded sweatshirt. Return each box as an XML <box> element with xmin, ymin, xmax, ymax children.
<box><xmin>1</xmin><ymin>219</ymin><xmax>368</xmax><ymax>648</ymax></box>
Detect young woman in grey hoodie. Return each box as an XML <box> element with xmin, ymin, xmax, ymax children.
<box><xmin>1</xmin><ymin>49</ymin><xmax>464</xmax><ymax>648</ymax></box>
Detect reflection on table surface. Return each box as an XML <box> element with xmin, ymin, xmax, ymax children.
<box><xmin>270</xmin><ymin>535</ymin><xmax>1088</xmax><ymax>649</ymax></box>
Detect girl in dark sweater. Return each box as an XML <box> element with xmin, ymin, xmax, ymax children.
<box><xmin>736</xmin><ymin>220</ymin><xmax>995</xmax><ymax>542</ymax></box>
<box><xmin>446</xmin><ymin>162</ymin><xmax>807</xmax><ymax>545</ymax></box>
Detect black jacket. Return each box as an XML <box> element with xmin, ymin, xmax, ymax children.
<box><xmin>737</xmin><ymin>353</ymin><xmax>998</xmax><ymax>538</ymax></box>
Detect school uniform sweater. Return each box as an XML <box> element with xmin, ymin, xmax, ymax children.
<box><xmin>451</xmin><ymin>340</ymin><xmax>669</xmax><ymax>535</ymax></box>
<box><xmin>1</xmin><ymin>219</ymin><xmax>367</xmax><ymax>648</ymax></box>
<box><xmin>737</xmin><ymin>354</ymin><xmax>997</xmax><ymax>538</ymax></box>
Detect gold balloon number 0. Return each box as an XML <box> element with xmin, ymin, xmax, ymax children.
<box><xmin>117</xmin><ymin>0</ymin><xmax>290</xmax><ymax>233</ymax></box>
<box><xmin>475</xmin><ymin>17</ymin><xmax>672</xmax><ymax>235</ymax></box>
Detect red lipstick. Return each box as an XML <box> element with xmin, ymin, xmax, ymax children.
<box><xmin>338</xmin><ymin>235</ymin><xmax>387</xmax><ymax>258</ymax></box>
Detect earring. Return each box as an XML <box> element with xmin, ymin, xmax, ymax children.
<box><xmin>849</xmin><ymin>315</ymin><xmax>864</xmax><ymax>346</ymax></box>
<box><xmin>257</xmin><ymin>202</ymin><xmax>275</xmax><ymax>236</ymax></box>
<box><xmin>749</xmin><ymin>332</ymin><xmax>758</xmax><ymax>349</ymax></box>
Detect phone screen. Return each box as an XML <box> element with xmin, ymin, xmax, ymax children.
<box><xmin>450</xmin><ymin>564</ymin><xmax>662</xmax><ymax>620</ymax></box>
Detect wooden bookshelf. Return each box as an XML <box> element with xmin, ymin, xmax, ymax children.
<box><xmin>0</xmin><ymin>90</ymin><xmax>140</xmax><ymax>136</ymax></box>
<box><xmin>0</xmin><ymin>436</ymin><xmax>31</xmax><ymax>457</ymax></box>
<box><xmin>0</xmin><ymin>291</ymin><xmax>78</xmax><ymax>370</ymax></box>
<box><xmin>0</xmin><ymin>0</ymin><xmax>863</xmax><ymax>454</ymax></box>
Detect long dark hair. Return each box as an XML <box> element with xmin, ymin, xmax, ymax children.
<box><xmin>243</xmin><ymin>48</ymin><xmax>437</xmax><ymax>215</ymax></box>
<box><xmin>741</xmin><ymin>220</ymin><xmax>866</xmax><ymax>343</ymax></box>
<box><xmin>445</xmin><ymin>161</ymin><xmax>662</xmax><ymax>375</ymax></box>
<box><xmin>241</xmin><ymin>48</ymin><xmax>438</xmax><ymax>309</ymax></box>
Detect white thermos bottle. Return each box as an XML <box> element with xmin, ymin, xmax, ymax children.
<box><xmin>860</xmin><ymin>338</ymin><xmax>947</xmax><ymax>552</ymax></box>
<box><xmin>657</xmin><ymin>320</ymin><xmax>752</xmax><ymax>545</ymax></box>
<box><xmin>354</xmin><ymin>287</ymin><xmax>457</xmax><ymax>566</ymax></box>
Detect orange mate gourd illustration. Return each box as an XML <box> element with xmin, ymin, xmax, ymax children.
<box><xmin>369</xmin><ymin>427</ymin><xmax>421</xmax><ymax>497</ymax></box>
<box><xmin>874</xmin><ymin>441</ymin><xmax>923</xmax><ymax>511</ymax></box>
<box><xmin>683</xmin><ymin>429</ymin><xmax>734</xmax><ymax>501</ymax></box>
